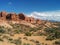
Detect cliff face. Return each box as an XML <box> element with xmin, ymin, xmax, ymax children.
<box><xmin>0</xmin><ymin>11</ymin><xmax>42</xmax><ymax>24</ymax></box>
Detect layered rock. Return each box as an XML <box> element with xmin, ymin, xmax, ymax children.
<box><xmin>0</xmin><ymin>11</ymin><xmax>42</xmax><ymax>24</ymax></box>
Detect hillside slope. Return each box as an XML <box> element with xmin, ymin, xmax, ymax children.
<box><xmin>0</xmin><ymin>12</ymin><xmax>60</xmax><ymax>45</ymax></box>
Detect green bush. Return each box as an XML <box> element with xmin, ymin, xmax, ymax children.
<box><xmin>29</xmin><ymin>28</ymin><xmax>37</xmax><ymax>32</ymax></box>
<box><xmin>46</xmin><ymin>35</ymin><xmax>55</xmax><ymax>40</ymax></box>
<box><xmin>54</xmin><ymin>31</ymin><xmax>60</xmax><ymax>38</ymax></box>
<box><xmin>44</xmin><ymin>27</ymin><xmax>60</xmax><ymax>40</ymax></box>
<box><xmin>14</xmin><ymin>30</ymin><xmax>22</xmax><ymax>34</ymax></box>
<box><xmin>11</xmin><ymin>39</ymin><xmax>22</xmax><ymax>45</ymax></box>
<box><xmin>44</xmin><ymin>28</ymin><xmax>55</xmax><ymax>34</ymax></box>
<box><xmin>0</xmin><ymin>28</ymin><xmax>5</xmax><ymax>33</ymax></box>
<box><xmin>25</xmin><ymin>32</ymin><xmax>32</xmax><ymax>36</ymax></box>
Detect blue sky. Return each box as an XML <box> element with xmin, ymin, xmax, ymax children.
<box><xmin>0</xmin><ymin>0</ymin><xmax>60</xmax><ymax>21</ymax></box>
<box><xmin>0</xmin><ymin>0</ymin><xmax>60</xmax><ymax>13</ymax></box>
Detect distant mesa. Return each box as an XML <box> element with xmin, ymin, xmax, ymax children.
<box><xmin>0</xmin><ymin>11</ymin><xmax>42</xmax><ymax>24</ymax></box>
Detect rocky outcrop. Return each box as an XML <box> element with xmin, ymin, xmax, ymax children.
<box><xmin>18</xmin><ymin>13</ymin><xmax>25</xmax><ymax>20</ymax></box>
<box><xmin>6</xmin><ymin>13</ymin><xmax>12</xmax><ymax>20</ymax></box>
<box><xmin>0</xmin><ymin>11</ymin><xmax>7</xmax><ymax>20</ymax></box>
<box><xmin>0</xmin><ymin>11</ymin><xmax>42</xmax><ymax>24</ymax></box>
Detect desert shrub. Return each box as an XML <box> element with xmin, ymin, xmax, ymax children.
<box><xmin>0</xmin><ymin>27</ymin><xmax>5</xmax><ymax>33</ymax></box>
<box><xmin>44</xmin><ymin>27</ymin><xmax>60</xmax><ymax>34</ymax></box>
<box><xmin>36</xmin><ymin>26</ymin><xmax>42</xmax><ymax>30</ymax></box>
<box><xmin>23</xmin><ymin>43</ymin><xmax>30</xmax><ymax>45</ymax></box>
<box><xmin>8</xmin><ymin>38</ymin><xmax>13</xmax><ymax>41</ymax></box>
<box><xmin>29</xmin><ymin>28</ymin><xmax>34</xmax><ymax>32</ymax></box>
<box><xmin>25</xmin><ymin>32</ymin><xmax>32</xmax><ymax>36</ymax></box>
<box><xmin>0</xmin><ymin>38</ymin><xmax>3</xmax><ymax>42</ymax></box>
<box><xmin>29</xmin><ymin>27</ymin><xmax>42</xmax><ymax>32</ymax></box>
<box><xmin>0</xmin><ymin>34</ymin><xmax>2</xmax><ymax>36</ymax></box>
<box><xmin>54</xmin><ymin>40</ymin><xmax>60</xmax><ymax>45</ymax></box>
<box><xmin>46</xmin><ymin>31</ymin><xmax>60</xmax><ymax>40</ymax></box>
<box><xmin>46</xmin><ymin>35</ymin><xmax>55</xmax><ymax>40</ymax></box>
<box><xmin>53</xmin><ymin>23</ymin><xmax>60</xmax><ymax>26</ymax></box>
<box><xmin>44</xmin><ymin>28</ymin><xmax>55</xmax><ymax>34</ymax></box>
<box><xmin>23</xmin><ymin>43</ymin><xmax>26</xmax><ymax>45</ymax></box>
<box><xmin>35</xmin><ymin>40</ymin><xmax>40</xmax><ymax>43</ymax></box>
<box><xmin>44</xmin><ymin>27</ymin><xmax>60</xmax><ymax>40</ymax></box>
<box><xmin>35</xmin><ymin>41</ymin><xmax>41</xmax><ymax>45</ymax></box>
<box><xmin>35</xmin><ymin>32</ymin><xmax>46</xmax><ymax>36</ymax></box>
<box><xmin>30</xmin><ymin>39</ymin><xmax>35</xmax><ymax>42</ymax></box>
<box><xmin>54</xmin><ymin>31</ymin><xmax>60</xmax><ymax>39</ymax></box>
<box><xmin>23</xmin><ymin>37</ymin><xmax>28</xmax><ymax>40</ymax></box>
<box><xmin>36</xmin><ymin>43</ymin><xmax>41</xmax><ymax>45</ymax></box>
<box><xmin>6</xmin><ymin>28</ymin><xmax>13</xmax><ymax>34</ymax></box>
<box><xmin>14</xmin><ymin>30</ymin><xmax>22</xmax><ymax>34</ymax></box>
<box><xmin>11</xmin><ymin>24</ymin><xmax>33</xmax><ymax>33</ymax></box>
<box><xmin>11</xmin><ymin>39</ymin><xmax>22</xmax><ymax>45</ymax></box>
<box><xmin>18</xmin><ymin>37</ymin><xmax>21</xmax><ymax>39</ymax></box>
<box><xmin>41</xmin><ymin>43</ymin><xmax>44</xmax><ymax>45</ymax></box>
<box><xmin>27</xmin><ymin>43</ymin><xmax>30</xmax><ymax>45</ymax></box>
<box><xmin>29</xmin><ymin>28</ymin><xmax>37</xmax><ymax>32</ymax></box>
<box><xmin>45</xmin><ymin>44</ymin><xmax>48</xmax><ymax>45</ymax></box>
<box><xmin>2</xmin><ymin>35</ymin><xmax>10</xmax><ymax>39</ymax></box>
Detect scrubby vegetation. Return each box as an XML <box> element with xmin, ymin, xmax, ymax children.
<box><xmin>0</xmin><ymin>38</ymin><xmax>3</xmax><ymax>42</ymax></box>
<box><xmin>54</xmin><ymin>40</ymin><xmax>60</xmax><ymax>45</ymax></box>
<box><xmin>23</xmin><ymin>43</ymin><xmax>31</xmax><ymax>45</ymax></box>
<box><xmin>0</xmin><ymin>26</ymin><xmax>6</xmax><ymax>34</ymax></box>
<box><xmin>0</xmin><ymin>22</ymin><xmax>60</xmax><ymax>45</ymax></box>
<box><xmin>25</xmin><ymin>32</ymin><xmax>32</xmax><ymax>36</ymax></box>
<box><xmin>44</xmin><ymin>27</ymin><xmax>60</xmax><ymax>40</ymax></box>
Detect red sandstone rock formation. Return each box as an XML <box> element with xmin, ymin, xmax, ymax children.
<box><xmin>11</xmin><ymin>13</ymin><xmax>17</xmax><ymax>21</ymax></box>
<box><xmin>18</xmin><ymin>13</ymin><xmax>25</xmax><ymax>20</ymax></box>
<box><xmin>25</xmin><ymin>17</ymin><xmax>30</xmax><ymax>22</ymax></box>
<box><xmin>0</xmin><ymin>11</ymin><xmax>7</xmax><ymax>20</ymax></box>
<box><xmin>0</xmin><ymin>11</ymin><xmax>42</xmax><ymax>24</ymax></box>
<box><xmin>29</xmin><ymin>17</ymin><xmax>36</xmax><ymax>23</ymax></box>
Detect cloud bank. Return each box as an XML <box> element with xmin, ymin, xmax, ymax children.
<box><xmin>27</xmin><ymin>10</ymin><xmax>60</xmax><ymax>21</ymax></box>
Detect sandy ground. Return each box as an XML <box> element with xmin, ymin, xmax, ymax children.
<box><xmin>0</xmin><ymin>34</ymin><xmax>57</xmax><ymax>45</ymax></box>
<box><xmin>12</xmin><ymin>34</ymin><xmax>55</xmax><ymax>45</ymax></box>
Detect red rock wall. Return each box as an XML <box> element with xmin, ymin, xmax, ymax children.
<box><xmin>0</xmin><ymin>11</ymin><xmax>42</xmax><ymax>24</ymax></box>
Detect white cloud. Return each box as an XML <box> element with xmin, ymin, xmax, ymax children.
<box><xmin>27</xmin><ymin>10</ymin><xmax>60</xmax><ymax>21</ymax></box>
